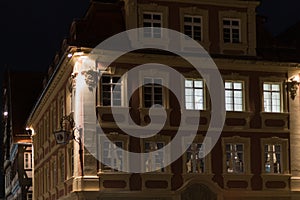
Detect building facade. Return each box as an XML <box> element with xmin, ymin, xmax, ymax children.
<box><xmin>2</xmin><ymin>71</ymin><xmax>43</xmax><ymax>200</ymax></box>
<box><xmin>25</xmin><ymin>0</ymin><xmax>300</xmax><ymax>199</ymax></box>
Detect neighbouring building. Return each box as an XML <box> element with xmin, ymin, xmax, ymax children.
<box><xmin>2</xmin><ymin>71</ymin><xmax>43</xmax><ymax>200</ymax></box>
<box><xmin>25</xmin><ymin>0</ymin><xmax>300</xmax><ymax>199</ymax></box>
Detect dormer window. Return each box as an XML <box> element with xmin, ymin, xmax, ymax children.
<box><xmin>143</xmin><ymin>12</ymin><xmax>162</xmax><ymax>38</ymax></box>
<box><xmin>184</xmin><ymin>15</ymin><xmax>202</xmax><ymax>41</ymax></box>
<box><xmin>223</xmin><ymin>18</ymin><xmax>240</xmax><ymax>43</ymax></box>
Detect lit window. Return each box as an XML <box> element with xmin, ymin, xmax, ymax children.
<box><xmin>143</xmin><ymin>77</ymin><xmax>163</xmax><ymax>108</ymax></box>
<box><xmin>144</xmin><ymin>141</ymin><xmax>165</xmax><ymax>172</ymax></box>
<box><xmin>143</xmin><ymin>12</ymin><xmax>162</xmax><ymax>38</ymax></box>
<box><xmin>223</xmin><ymin>19</ymin><xmax>240</xmax><ymax>43</ymax></box>
<box><xmin>185</xmin><ymin>79</ymin><xmax>204</xmax><ymax>110</ymax></box>
<box><xmin>24</xmin><ymin>152</ymin><xmax>32</xmax><ymax>169</ymax></box>
<box><xmin>101</xmin><ymin>75</ymin><xmax>122</xmax><ymax>106</ymax></box>
<box><xmin>184</xmin><ymin>15</ymin><xmax>202</xmax><ymax>41</ymax></box>
<box><xmin>263</xmin><ymin>82</ymin><xmax>281</xmax><ymax>113</ymax></box>
<box><xmin>102</xmin><ymin>141</ymin><xmax>124</xmax><ymax>172</ymax></box>
<box><xmin>27</xmin><ymin>193</ymin><xmax>32</xmax><ymax>200</ymax></box>
<box><xmin>225</xmin><ymin>81</ymin><xmax>244</xmax><ymax>111</ymax></box>
<box><xmin>264</xmin><ymin>144</ymin><xmax>281</xmax><ymax>173</ymax></box>
<box><xmin>185</xmin><ymin>143</ymin><xmax>205</xmax><ymax>173</ymax></box>
<box><xmin>225</xmin><ymin>143</ymin><xmax>244</xmax><ymax>173</ymax></box>
<box><xmin>261</xmin><ymin>138</ymin><xmax>289</xmax><ymax>175</ymax></box>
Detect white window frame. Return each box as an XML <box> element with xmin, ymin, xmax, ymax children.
<box><xmin>263</xmin><ymin>82</ymin><xmax>282</xmax><ymax>113</ymax></box>
<box><xmin>222</xmin><ymin>136</ymin><xmax>250</xmax><ymax>175</ymax></box>
<box><xmin>182</xmin><ymin>135</ymin><xmax>211</xmax><ymax>174</ymax></box>
<box><xmin>180</xmin><ymin>7</ymin><xmax>209</xmax><ymax>51</ymax></box>
<box><xmin>225</xmin><ymin>80</ymin><xmax>244</xmax><ymax>111</ymax></box>
<box><xmin>99</xmin><ymin>134</ymin><xmax>128</xmax><ymax>173</ymax></box>
<box><xmin>142</xmin><ymin>12</ymin><xmax>162</xmax><ymax>38</ymax></box>
<box><xmin>139</xmin><ymin>69</ymin><xmax>169</xmax><ymax>109</ymax></box>
<box><xmin>101</xmin><ymin>75</ymin><xmax>123</xmax><ymax>107</ymax></box>
<box><xmin>135</xmin><ymin>4</ymin><xmax>169</xmax><ymax>49</ymax></box>
<box><xmin>261</xmin><ymin>137</ymin><xmax>289</xmax><ymax>174</ymax></box>
<box><xmin>218</xmin><ymin>10</ymin><xmax>248</xmax><ymax>54</ymax></box>
<box><xmin>141</xmin><ymin>135</ymin><xmax>170</xmax><ymax>173</ymax></box>
<box><xmin>24</xmin><ymin>152</ymin><xmax>32</xmax><ymax>170</ymax></box>
<box><xmin>143</xmin><ymin>77</ymin><xmax>163</xmax><ymax>108</ymax></box>
<box><xmin>183</xmin><ymin>15</ymin><xmax>202</xmax><ymax>41</ymax></box>
<box><xmin>222</xmin><ymin>18</ymin><xmax>241</xmax><ymax>44</ymax></box>
<box><xmin>184</xmin><ymin>78</ymin><xmax>205</xmax><ymax>110</ymax></box>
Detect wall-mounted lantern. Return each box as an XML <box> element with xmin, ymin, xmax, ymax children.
<box><xmin>53</xmin><ymin>114</ymin><xmax>75</xmax><ymax>144</ymax></box>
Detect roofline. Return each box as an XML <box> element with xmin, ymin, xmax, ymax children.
<box><xmin>26</xmin><ymin>46</ymin><xmax>76</xmax><ymax>127</ymax></box>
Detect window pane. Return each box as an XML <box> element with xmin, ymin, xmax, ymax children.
<box><xmin>184</xmin><ymin>16</ymin><xmax>192</xmax><ymax>22</ymax></box>
<box><xmin>153</xmin><ymin>14</ymin><xmax>161</xmax><ymax>20</ymax></box>
<box><xmin>223</xmin><ymin>20</ymin><xmax>230</xmax><ymax>25</ymax></box>
<box><xmin>194</xmin><ymin>80</ymin><xmax>203</xmax><ymax>88</ymax></box>
<box><xmin>185</xmin><ymin>80</ymin><xmax>193</xmax><ymax>87</ymax></box>
<box><xmin>225</xmin><ymin>82</ymin><xmax>232</xmax><ymax>89</ymax></box>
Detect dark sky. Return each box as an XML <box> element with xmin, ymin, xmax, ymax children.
<box><xmin>0</xmin><ymin>0</ymin><xmax>299</xmax><ymax>74</ymax></box>
<box><xmin>0</xmin><ymin>0</ymin><xmax>90</xmax><ymax>74</ymax></box>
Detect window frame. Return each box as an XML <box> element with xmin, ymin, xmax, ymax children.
<box><xmin>218</xmin><ymin>10</ymin><xmax>248</xmax><ymax>54</ymax></box>
<box><xmin>184</xmin><ymin>78</ymin><xmax>206</xmax><ymax>110</ymax></box>
<box><xmin>98</xmin><ymin>134</ymin><xmax>129</xmax><ymax>173</ymax></box>
<box><xmin>182</xmin><ymin>135</ymin><xmax>211</xmax><ymax>174</ymax></box>
<box><xmin>139</xmin><ymin>69</ymin><xmax>169</xmax><ymax>109</ymax></box>
<box><xmin>222</xmin><ymin>136</ymin><xmax>251</xmax><ymax>175</ymax></box>
<box><xmin>179</xmin><ymin>7</ymin><xmax>209</xmax><ymax>51</ymax></box>
<box><xmin>27</xmin><ymin>192</ymin><xmax>33</xmax><ymax>200</ymax></box>
<box><xmin>261</xmin><ymin>137</ymin><xmax>289</xmax><ymax>175</ymax></box>
<box><xmin>136</xmin><ymin>4</ymin><xmax>169</xmax><ymax>48</ymax></box>
<box><xmin>24</xmin><ymin>152</ymin><xmax>32</xmax><ymax>170</ymax></box>
<box><xmin>143</xmin><ymin>77</ymin><xmax>164</xmax><ymax>108</ymax></box>
<box><xmin>142</xmin><ymin>12</ymin><xmax>163</xmax><ymax>39</ymax></box>
<box><xmin>101</xmin><ymin>75</ymin><xmax>123</xmax><ymax>107</ymax></box>
<box><xmin>224</xmin><ymin>80</ymin><xmax>245</xmax><ymax>112</ymax></box>
<box><xmin>183</xmin><ymin>15</ymin><xmax>203</xmax><ymax>41</ymax></box>
<box><xmin>263</xmin><ymin>82</ymin><xmax>283</xmax><ymax>113</ymax></box>
<box><xmin>222</xmin><ymin>18</ymin><xmax>241</xmax><ymax>44</ymax></box>
<box><xmin>141</xmin><ymin>135</ymin><xmax>171</xmax><ymax>173</ymax></box>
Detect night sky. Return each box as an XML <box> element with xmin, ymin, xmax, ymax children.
<box><xmin>0</xmin><ymin>0</ymin><xmax>299</xmax><ymax>74</ymax></box>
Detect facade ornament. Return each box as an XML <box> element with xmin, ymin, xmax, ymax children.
<box><xmin>81</xmin><ymin>68</ymin><xmax>99</xmax><ymax>91</ymax></box>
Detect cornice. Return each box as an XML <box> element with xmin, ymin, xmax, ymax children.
<box><xmin>153</xmin><ymin>0</ymin><xmax>260</xmax><ymax>8</ymax></box>
<box><xmin>26</xmin><ymin>47</ymin><xmax>76</xmax><ymax>128</ymax></box>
